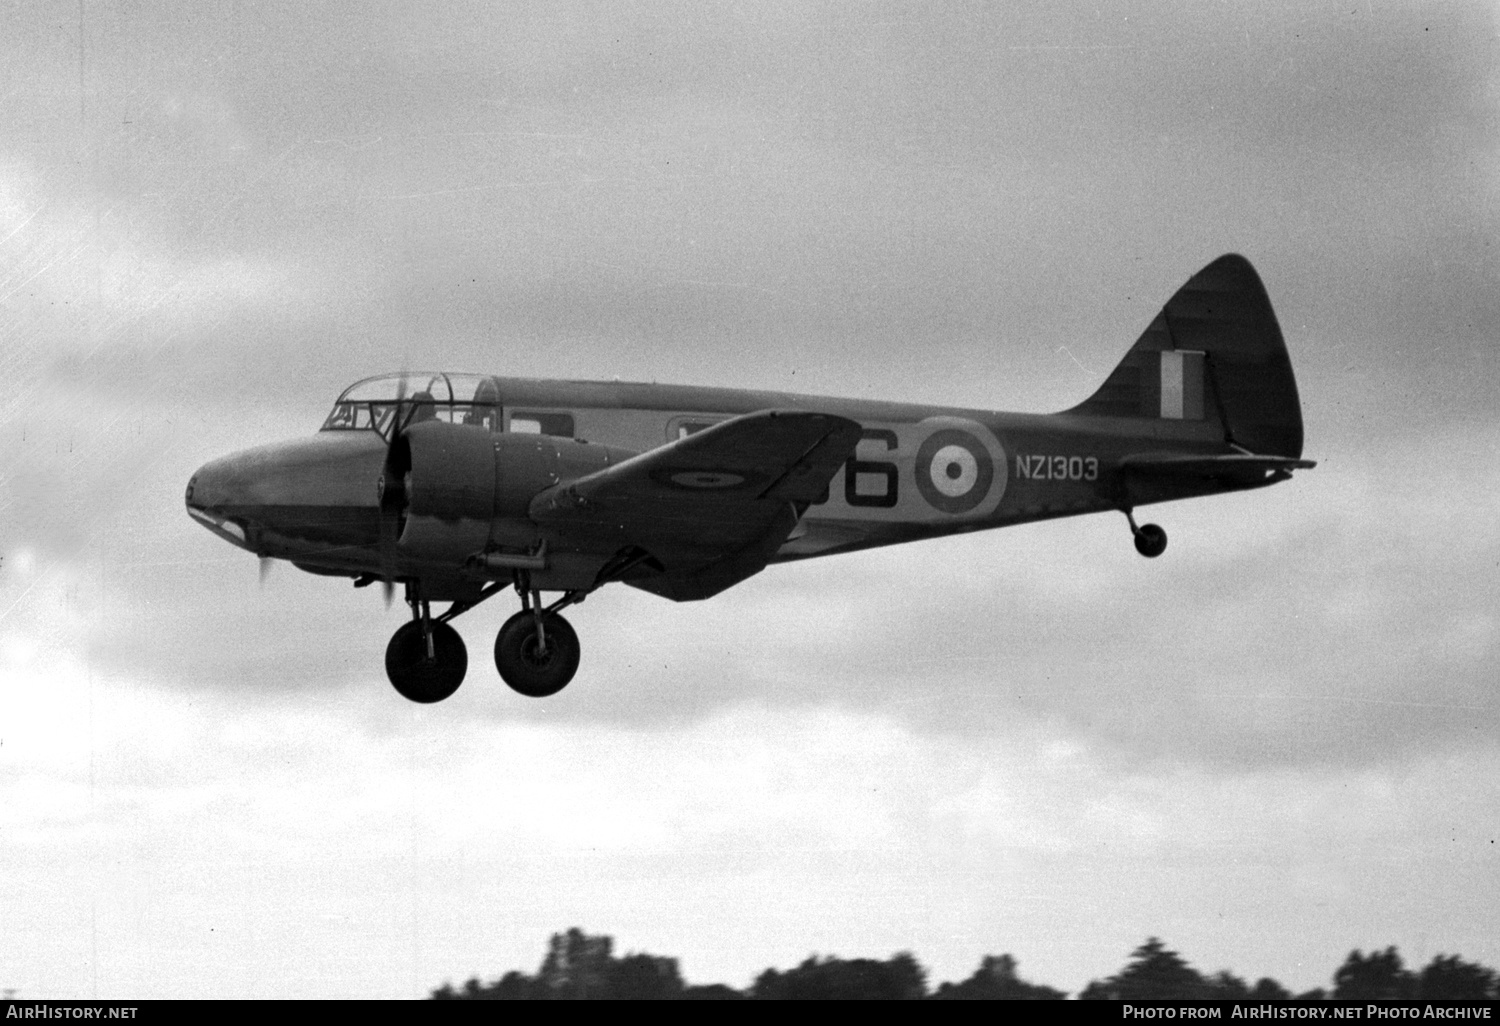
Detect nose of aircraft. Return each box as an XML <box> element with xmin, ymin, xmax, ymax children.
<box><xmin>185</xmin><ymin>453</ymin><xmax>255</xmax><ymax>548</ymax></box>
<box><xmin>185</xmin><ymin>433</ymin><xmax>388</xmax><ymax>561</ymax></box>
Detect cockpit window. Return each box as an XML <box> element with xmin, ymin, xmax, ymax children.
<box><xmin>321</xmin><ymin>373</ymin><xmax>502</xmax><ymax>438</ymax></box>
<box><xmin>508</xmin><ymin>412</ymin><xmax>575</xmax><ymax>438</ymax></box>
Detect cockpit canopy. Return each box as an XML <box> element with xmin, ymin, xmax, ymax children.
<box><xmin>321</xmin><ymin>373</ymin><xmax>502</xmax><ymax>439</ymax></box>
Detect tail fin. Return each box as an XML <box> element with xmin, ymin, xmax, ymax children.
<box><xmin>1066</xmin><ymin>254</ymin><xmax>1305</xmax><ymax>458</ymax></box>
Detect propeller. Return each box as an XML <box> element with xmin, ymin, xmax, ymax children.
<box><xmin>259</xmin><ymin>555</ymin><xmax>273</xmax><ymax>586</ymax></box>
<box><xmin>375</xmin><ymin>371</ymin><xmax>412</xmax><ymax>608</ymax></box>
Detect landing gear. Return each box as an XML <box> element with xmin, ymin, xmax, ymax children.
<box><xmin>494</xmin><ymin>609</ymin><xmax>581</xmax><ymax>697</ymax></box>
<box><xmin>379</xmin><ymin>573</ymin><xmax>587</xmax><ymax>701</ymax></box>
<box><xmin>384</xmin><ymin>582</ymin><xmax>470</xmax><ymax>703</ymax></box>
<box><xmin>493</xmin><ymin>582</ymin><xmax>584</xmax><ymax>697</ymax></box>
<box><xmin>1134</xmin><ymin>524</ymin><xmax>1167</xmax><ymax>558</ymax></box>
<box><xmin>385</xmin><ymin>620</ymin><xmax>467</xmax><ymax>703</ymax></box>
<box><xmin>1124</xmin><ymin>509</ymin><xmax>1168</xmax><ymax>558</ymax></box>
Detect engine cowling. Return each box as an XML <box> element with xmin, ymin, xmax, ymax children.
<box><xmin>393</xmin><ymin>421</ymin><xmax>636</xmax><ymax>570</ymax></box>
<box><xmin>396</xmin><ymin>421</ymin><xmax>497</xmax><ymax>565</ymax></box>
<box><xmin>491</xmin><ymin>432</ymin><xmax>633</xmax><ymax>518</ymax></box>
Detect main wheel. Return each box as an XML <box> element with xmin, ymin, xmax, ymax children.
<box><xmin>494</xmin><ymin>610</ymin><xmax>580</xmax><ymax>698</ymax></box>
<box><xmin>1134</xmin><ymin>523</ymin><xmax>1168</xmax><ymax>558</ymax></box>
<box><xmin>385</xmin><ymin>620</ymin><xmax>467</xmax><ymax>703</ymax></box>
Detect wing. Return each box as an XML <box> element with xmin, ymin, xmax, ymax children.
<box><xmin>530</xmin><ymin>410</ymin><xmax>863</xmax><ymax>600</ymax></box>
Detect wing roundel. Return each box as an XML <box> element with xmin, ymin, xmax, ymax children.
<box><xmin>529</xmin><ymin>410</ymin><xmax>862</xmax><ymax>599</ymax></box>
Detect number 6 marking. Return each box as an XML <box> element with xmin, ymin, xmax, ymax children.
<box><xmin>845</xmin><ymin>428</ymin><xmax>899</xmax><ymax>508</ymax></box>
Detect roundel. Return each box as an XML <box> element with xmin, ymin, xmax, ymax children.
<box><xmin>915</xmin><ymin>428</ymin><xmax>997</xmax><ymax>514</ymax></box>
<box><xmin>668</xmin><ymin>470</ymin><xmax>746</xmax><ymax>489</ymax></box>
<box><xmin>651</xmin><ymin>466</ymin><xmax>764</xmax><ymax>492</ymax></box>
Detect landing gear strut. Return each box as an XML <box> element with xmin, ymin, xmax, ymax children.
<box><xmin>384</xmin><ymin>582</ymin><xmax>468</xmax><ymax>703</ymax></box>
<box><xmin>1124</xmin><ymin>509</ymin><xmax>1168</xmax><ymax>558</ymax></box>
<box><xmin>494</xmin><ymin>583</ymin><xmax>584</xmax><ymax>697</ymax></box>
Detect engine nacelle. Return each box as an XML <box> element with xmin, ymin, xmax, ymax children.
<box><xmin>492</xmin><ymin>432</ymin><xmax>635</xmax><ymax>519</ymax></box>
<box><xmin>402</xmin><ymin>421</ymin><xmax>497</xmax><ymax>520</ymax></box>
<box><xmin>394</xmin><ymin>421</ymin><xmax>636</xmax><ymax>570</ymax></box>
<box><xmin>397</xmin><ymin>421</ymin><xmax>496</xmax><ymax>564</ymax></box>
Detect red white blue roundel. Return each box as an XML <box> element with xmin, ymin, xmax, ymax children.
<box><xmin>915</xmin><ymin>428</ymin><xmax>996</xmax><ymax>514</ymax></box>
<box><xmin>650</xmin><ymin>466</ymin><xmax>762</xmax><ymax>491</ymax></box>
<box><xmin>668</xmin><ymin>470</ymin><xmax>746</xmax><ymax>489</ymax></box>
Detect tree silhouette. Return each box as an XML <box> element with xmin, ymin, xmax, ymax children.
<box><xmin>607</xmin><ymin>952</ymin><xmax>686</xmax><ymax>1000</ymax></box>
<box><xmin>1417</xmin><ymin>954</ymin><xmax>1496</xmax><ymax>1000</ymax></box>
<box><xmin>432</xmin><ymin>928</ymin><xmax>1497</xmax><ymax>1001</ymax></box>
<box><xmin>931</xmin><ymin>954</ymin><xmax>1066</xmax><ymax>1000</ymax></box>
<box><xmin>433</xmin><ymin>928</ymin><xmax>693</xmax><ymax>1000</ymax></box>
<box><xmin>537</xmin><ymin>927</ymin><xmax>616</xmax><ymax>998</ymax></box>
<box><xmin>751</xmin><ymin>953</ymin><xmax>927</xmax><ymax>1000</ymax></box>
<box><xmin>1205</xmin><ymin>970</ymin><xmax>1250</xmax><ymax>998</ymax></box>
<box><xmin>431</xmin><ymin>971</ymin><xmax>533</xmax><ymax>1000</ymax></box>
<box><xmin>1332</xmin><ymin>947</ymin><xmax>1415</xmax><ymax>1000</ymax></box>
<box><xmin>489</xmin><ymin>971</ymin><xmax>535</xmax><ymax>1000</ymax></box>
<box><xmin>1248</xmin><ymin>977</ymin><xmax>1293</xmax><ymax>1000</ymax></box>
<box><xmin>1079</xmin><ymin>938</ymin><xmax>1211</xmax><ymax>1000</ymax></box>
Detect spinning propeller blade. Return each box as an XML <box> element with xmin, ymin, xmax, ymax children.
<box><xmin>375</xmin><ymin>371</ymin><xmax>411</xmax><ymax>602</ymax></box>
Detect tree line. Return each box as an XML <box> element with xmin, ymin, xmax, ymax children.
<box><xmin>431</xmin><ymin>929</ymin><xmax>1498</xmax><ymax>1000</ymax></box>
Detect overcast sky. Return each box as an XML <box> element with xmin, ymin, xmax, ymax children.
<box><xmin>2</xmin><ymin>0</ymin><xmax>1497</xmax><ymax>1000</ymax></box>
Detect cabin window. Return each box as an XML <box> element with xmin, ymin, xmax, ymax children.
<box><xmin>666</xmin><ymin>415</ymin><xmax>729</xmax><ymax>442</ymax></box>
<box><xmin>509</xmin><ymin>412</ymin><xmax>575</xmax><ymax>438</ymax></box>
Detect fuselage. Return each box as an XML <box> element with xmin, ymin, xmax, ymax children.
<box><xmin>186</xmin><ymin>372</ymin><xmax>1250</xmax><ymax>600</ymax></box>
<box><xmin>181</xmin><ymin>255</ymin><xmax>1313</xmax><ymax>702</ymax></box>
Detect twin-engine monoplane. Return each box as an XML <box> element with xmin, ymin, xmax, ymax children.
<box><xmin>186</xmin><ymin>254</ymin><xmax>1314</xmax><ymax>702</ymax></box>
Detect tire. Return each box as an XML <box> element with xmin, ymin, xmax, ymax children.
<box><xmin>385</xmin><ymin>620</ymin><xmax>467</xmax><ymax>703</ymax></box>
<box><xmin>494</xmin><ymin>610</ymin><xmax>581</xmax><ymax>698</ymax></box>
<box><xmin>1134</xmin><ymin>523</ymin><xmax>1168</xmax><ymax>558</ymax></box>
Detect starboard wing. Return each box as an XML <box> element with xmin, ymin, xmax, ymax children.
<box><xmin>530</xmin><ymin>410</ymin><xmax>862</xmax><ymax>599</ymax></box>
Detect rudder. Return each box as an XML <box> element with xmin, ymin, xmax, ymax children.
<box><xmin>1066</xmin><ymin>254</ymin><xmax>1305</xmax><ymax>458</ymax></box>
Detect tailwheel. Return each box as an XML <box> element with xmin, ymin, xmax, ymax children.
<box><xmin>385</xmin><ymin>620</ymin><xmax>467</xmax><ymax>703</ymax></box>
<box><xmin>1133</xmin><ymin>523</ymin><xmax>1168</xmax><ymax>558</ymax></box>
<box><xmin>495</xmin><ymin>610</ymin><xmax>580</xmax><ymax>698</ymax></box>
<box><xmin>1123</xmin><ymin>508</ymin><xmax>1168</xmax><ymax>558</ymax></box>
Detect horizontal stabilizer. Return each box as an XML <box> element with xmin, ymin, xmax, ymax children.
<box><xmin>1121</xmin><ymin>451</ymin><xmax>1316</xmax><ymax>486</ymax></box>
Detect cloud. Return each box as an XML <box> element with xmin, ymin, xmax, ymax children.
<box><xmin>3</xmin><ymin>1</ymin><xmax>1498</xmax><ymax>999</ymax></box>
<box><xmin>4</xmin><ymin>633</ymin><xmax>1496</xmax><ymax>997</ymax></box>
<box><xmin>11</xmin><ymin>2</ymin><xmax>1497</xmax><ymax>425</ymax></box>
<box><xmin>2</xmin><ymin>0</ymin><xmax>1493</xmax><ymax>781</ymax></box>
<box><xmin>6</xmin><ymin>412</ymin><xmax>1479</xmax><ymax>781</ymax></box>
